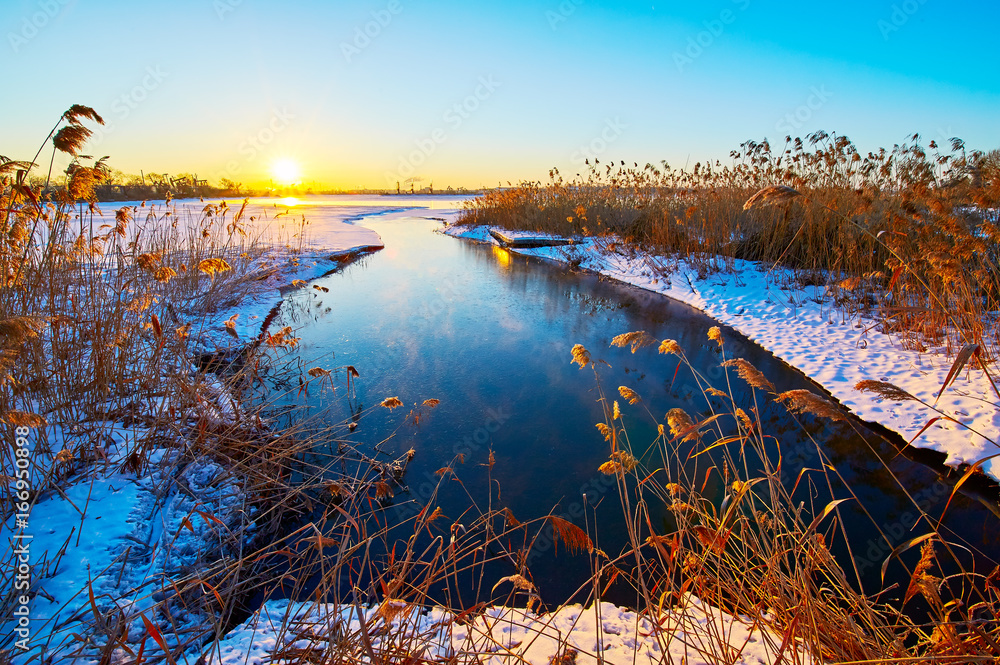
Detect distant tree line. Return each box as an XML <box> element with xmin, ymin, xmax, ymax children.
<box><xmin>28</xmin><ymin>168</ymin><xmax>484</xmax><ymax>202</ymax></box>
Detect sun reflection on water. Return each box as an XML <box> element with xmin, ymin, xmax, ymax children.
<box><xmin>492</xmin><ymin>245</ymin><xmax>512</xmax><ymax>271</ymax></box>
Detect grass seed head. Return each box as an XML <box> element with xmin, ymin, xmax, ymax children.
<box><xmin>854</xmin><ymin>380</ymin><xmax>917</xmax><ymax>402</ymax></box>
<box><xmin>611</xmin><ymin>330</ymin><xmax>658</xmax><ymax>353</ymax></box>
<box><xmin>63</xmin><ymin>104</ymin><xmax>104</xmax><ymax>125</ymax></box>
<box><xmin>743</xmin><ymin>185</ymin><xmax>802</xmax><ymax>210</ymax></box>
<box><xmin>659</xmin><ymin>339</ymin><xmax>682</xmax><ymax>356</ymax></box>
<box><xmin>599</xmin><ymin>450</ymin><xmax>638</xmax><ymax>475</ymax></box>
<box><xmin>53</xmin><ymin>125</ymin><xmax>93</xmax><ymax>156</ymax></box>
<box><xmin>667</xmin><ymin>408</ymin><xmax>699</xmax><ymax>442</ymax></box>
<box><xmin>721</xmin><ymin>358</ymin><xmax>776</xmax><ymax>393</ymax></box>
<box><xmin>0</xmin><ymin>317</ymin><xmax>45</xmax><ymax>343</ymax></box>
<box><xmin>198</xmin><ymin>258</ymin><xmax>232</xmax><ymax>276</ymax></box>
<box><xmin>546</xmin><ymin>515</ymin><xmax>593</xmax><ymax>555</ymax></box>
<box><xmin>570</xmin><ymin>343</ymin><xmax>591</xmax><ymax>368</ymax></box>
<box><xmin>2</xmin><ymin>410</ymin><xmax>47</xmax><ymax>428</ymax></box>
<box><xmin>618</xmin><ymin>386</ymin><xmax>641</xmax><ymax>404</ymax></box>
<box><xmin>777</xmin><ymin>389</ymin><xmax>848</xmax><ymax>421</ymax></box>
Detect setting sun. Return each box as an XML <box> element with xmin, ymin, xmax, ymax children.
<box><xmin>271</xmin><ymin>158</ymin><xmax>301</xmax><ymax>185</ymax></box>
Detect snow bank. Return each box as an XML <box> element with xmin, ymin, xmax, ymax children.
<box><xmin>6</xmin><ymin>420</ymin><xmax>254</xmax><ymax>663</ymax></box>
<box><xmin>204</xmin><ymin>596</ymin><xmax>811</xmax><ymax>665</ymax></box>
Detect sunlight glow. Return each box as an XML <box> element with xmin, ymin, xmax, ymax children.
<box><xmin>272</xmin><ymin>159</ymin><xmax>301</xmax><ymax>185</ymax></box>
<box><xmin>279</xmin><ymin>197</ymin><xmax>301</xmax><ymax>207</ymax></box>
<box><xmin>492</xmin><ymin>245</ymin><xmax>512</xmax><ymax>271</ymax></box>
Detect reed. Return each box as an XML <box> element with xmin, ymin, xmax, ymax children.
<box><xmin>459</xmin><ymin>132</ymin><xmax>1000</xmax><ymax>359</ymax></box>
<box><xmin>0</xmin><ymin>106</ymin><xmax>352</xmax><ymax>660</ymax></box>
<box><xmin>572</xmin><ymin>331</ymin><xmax>1000</xmax><ymax>662</ymax></box>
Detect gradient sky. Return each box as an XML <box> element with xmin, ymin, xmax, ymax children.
<box><xmin>2</xmin><ymin>0</ymin><xmax>998</xmax><ymax>189</ymax></box>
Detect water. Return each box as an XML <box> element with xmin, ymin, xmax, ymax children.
<box><xmin>269</xmin><ymin>215</ymin><xmax>999</xmax><ymax>610</ymax></box>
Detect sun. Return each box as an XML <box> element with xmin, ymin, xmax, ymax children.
<box><xmin>271</xmin><ymin>158</ymin><xmax>301</xmax><ymax>185</ymax></box>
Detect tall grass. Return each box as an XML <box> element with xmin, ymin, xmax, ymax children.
<box><xmin>0</xmin><ymin>106</ymin><xmax>366</xmax><ymax>660</ymax></box>
<box><xmin>567</xmin><ymin>330</ymin><xmax>1000</xmax><ymax>662</ymax></box>
<box><xmin>460</xmin><ymin>133</ymin><xmax>1000</xmax><ymax>359</ymax></box>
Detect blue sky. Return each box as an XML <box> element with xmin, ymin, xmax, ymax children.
<box><xmin>2</xmin><ymin>0</ymin><xmax>998</xmax><ymax>188</ymax></box>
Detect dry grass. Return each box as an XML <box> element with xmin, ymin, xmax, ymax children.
<box><xmin>571</xmin><ymin>333</ymin><xmax>1000</xmax><ymax>663</ymax></box>
<box><xmin>0</xmin><ymin>106</ymin><xmax>356</xmax><ymax>660</ymax></box>
<box><xmin>460</xmin><ymin>133</ymin><xmax>1000</xmax><ymax>360</ymax></box>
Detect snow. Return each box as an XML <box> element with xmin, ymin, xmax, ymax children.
<box><xmin>5</xmin><ymin>419</ymin><xmax>256</xmax><ymax>663</ymax></box>
<box><xmin>441</xmin><ymin>224</ymin><xmax>1000</xmax><ymax>481</ymax></box>
<box><xmin>204</xmin><ymin>596</ymin><xmax>812</xmax><ymax>665</ymax></box>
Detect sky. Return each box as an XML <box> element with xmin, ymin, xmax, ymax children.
<box><xmin>2</xmin><ymin>0</ymin><xmax>998</xmax><ymax>190</ymax></box>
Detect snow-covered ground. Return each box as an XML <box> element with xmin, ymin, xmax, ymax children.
<box><xmin>10</xmin><ymin>424</ymin><xmax>255</xmax><ymax>663</ymax></box>
<box><xmin>206</xmin><ymin>596</ymin><xmax>811</xmax><ymax>665</ymax></box>
<box><xmin>442</xmin><ymin>224</ymin><xmax>1000</xmax><ymax>483</ymax></box>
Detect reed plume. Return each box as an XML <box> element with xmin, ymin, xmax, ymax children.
<box><xmin>666</xmin><ymin>407</ymin><xmax>699</xmax><ymax>442</ymax></box>
<box><xmin>546</xmin><ymin>515</ymin><xmax>593</xmax><ymax>555</ymax></box>
<box><xmin>618</xmin><ymin>386</ymin><xmax>641</xmax><ymax>404</ymax></box>
<box><xmin>742</xmin><ymin>185</ymin><xmax>802</xmax><ymax>210</ymax></box>
<box><xmin>721</xmin><ymin>358</ymin><xmax>775</xmax><ymax>393</ymax></box>
<box><xmin>854</xmin><ymin>380</ymin><xmax>917</xmax><ymax>402</ymax></box>
<box><xmin>776</xmin><ymin>389</ymin><xmax>848</xmax><ymax>421</ymax></box>
<box><xmin>611</xmin><ymin>331</ymin><xmax>658</xmax><ymax>353</ymax></box>
<box><xmin>0</xmin><ymin>410</ymin><xmax>46</xmax><ymax>428</ymax></box>
<box><xmin>659</xmin><ymin>339</ymin><xmax>682</xmax><ymax>356</ymax></box>
<box><xmin>0</xmin><ymin>317</ymin><xmax>44</xmax><ymax>342</ymax></box>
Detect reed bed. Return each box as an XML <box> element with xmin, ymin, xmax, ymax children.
<box><xmin>460</xmin><ymin>133</ymin><xmax>1000</xmax><ymax>359</ymax></box>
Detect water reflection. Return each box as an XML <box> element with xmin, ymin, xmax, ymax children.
<box><xmin>491</xmin><ymin>245</ymin><xmax>513</xmax><ymax>272</ymax></box>
<box><xmin>271</xmin><ymin>217</ymin><xmax>998</xmax><ymax>608</ymax></box>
